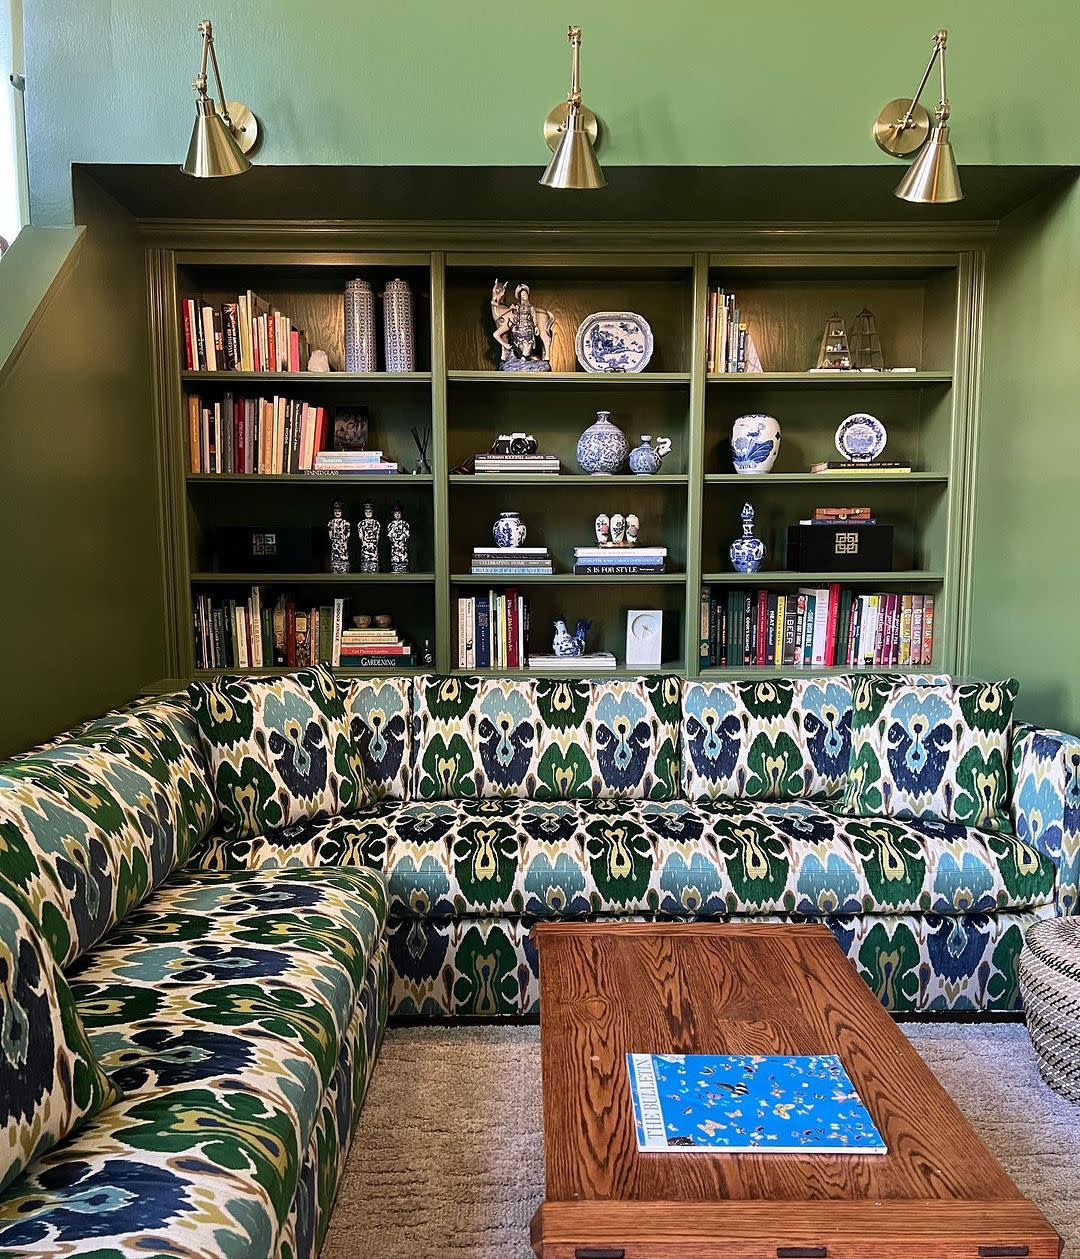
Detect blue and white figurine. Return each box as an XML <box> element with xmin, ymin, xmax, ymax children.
<box><xmin>553</xmin><ymin>618</ymin><xmax>591</xmax><ymax>657</ymax></box>
<box><xmin>492</xmin><ymin>511</ymin><xmax>527</xmax><ymax>548</ymax></box>
<box><xmin>628</xmin><ymin>434</ymin><xmax>672</xmax><ymax>475</ymax></box>
<box><xmin>731</xmin><ymin>413</ymin><xmax>781</xmax><ymax>474</ymax></box>
<box><xmin>729</xmin><ymin>502</ymin><xmax>766</xmax><ymax>573</ymax></box>
<box><xmin>576</xmin><ymin>410</ymin><xmax>629</xmax><ymax>475</ymax></box>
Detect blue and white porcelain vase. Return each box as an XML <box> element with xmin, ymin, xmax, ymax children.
<box><xmin>344</xmin><ymin>278</ymin><xmax>376</xmax><ymax>372</ymax></box>
<box><xmin>492</xmin><ymin>511</ymin><xmax>527</xmax><ymax>548</ymax></box>
<box><xmin>628</xmin><ymin>435</ymin><xmax>673</xmax><ymax>475</ymax></box>
<box><xmin>731</xmin><ymin>413</ymin><xmax>781</xmax><ymax>474</ymax></box>
<box><xmin>576</xmin><ymin>411</ymin><xmax>629</xmax><ymax>475</ymax></box>
<box><xmin>729</xmin><ymin>502</ymin><xmax>766</xmax><ymax>573</ymax></box>
<box><xmin>381</xmin><ymin>277</ymin><xmax>415</xmax><ymax>373</ymax></box>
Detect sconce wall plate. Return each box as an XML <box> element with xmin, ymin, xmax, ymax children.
<box><xmin>873</xmin><ymin>97</ymin><xmax>931</xmax><ymax>157</ymax></box>
<box><xmin>544</xmin><ymin>101</ymin><xmax>599</xmax><ymax>151</ymax></box>
<box><xmin>223</xmin><ymin>100</ymin><xmax>258</xmax><ymax>154</ymax></box>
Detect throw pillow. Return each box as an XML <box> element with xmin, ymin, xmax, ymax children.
<box><xmin>0</xmin><ymin>881</ymin><xmax>120</xmax><ymax>1191</ymax></box>
<box><xmin>839</xmin><ymin>674</ymin><xmax>1018</xmax><ymax>832</ymax></box>
<box><xmin>189</xmin><ymin>665</ymin><xmax>367</xmax><ymax>841</ymax></box>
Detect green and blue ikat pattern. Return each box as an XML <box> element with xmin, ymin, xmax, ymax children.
<box><xmin>1011</xmin><ymin>722</ymin><xmax>1080</xmax><ymax>914</ymax></box>
<box><xmin>341</xmin><ymin>676</ymin><xmax>412</xmax><ymax>802</ymax></box>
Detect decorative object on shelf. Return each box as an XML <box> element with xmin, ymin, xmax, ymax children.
<box><xmin>609</xmin><ymin>513</ymin><xmax>626</xmax><ymax>546</ymax></box>
<box><xmin>358</xmin><ymin>502</ymin><xmax>381</xmax><ymax>573</ymax></box>
<box><xmin>835</xmin><ymin>412</ymin><xmax>888</xmax><ymax>463</ymax></box>
<box><xmin>332</xmin><ymin>407</ymin><xmax>369</xmax><ymax>451</ymax></box>
<box><xmin>787</xmin><ymin>521</ymin><xmax>894</xmax><ymax>573</ymax></box>
<box><xmin>540</xmin><ymin>25</ymin><xmax>605</xmax><ymax>190</ymax></box>
<box><xmin>626</xmin><ymin>609</ymin><xmax>663</xmax><ymax>667</ymax></box>
<box><xmin>328</xmin><ymin>501</ymin><xmax>351</xmax><ymax>574</ymax></box>
<box><xmin>181</xmin><ymin>19</ymin><xmax>257</xmax><ymax>179</ymax></box>
<box><xmin>729</xmin><ymin>502</ymin><xmax>766</xmax><ymax>574</ymax></box>
<box><xmin>626</xmin><ymin>512</ymin><xmax>640</xmax><ymax>546</ymax></box>
<box><xmin>344</xmin><ymin>278</ymin><xmax>376</xmax><ymax>372</ymax></box>
<box><xmin>408</xmin><ymin>425</ymin><xmax>432</xmax><ymax>475</ymax></box>
<box><xmin>492</xmin><ymin>511</ymin><xmax>528</xmax><ymax>549</ymax></box>
<box><xmin>628</xmin><ymin>434</ymin><xmax>672</xmax><ymax>475</ymax></box>
<box><xmin>381</xmin><ymin>278</ymin><xmax>415</xmax><ymax>372</ymax></box>
<box><xmin>591</xmin><ymin>509</ymin><xmax>643</xmax><ymax>549</ymax></box>
<box><xmin>491</xmin><ymin>280</ymin><xmax>555</xmax><ymax>371</ymax></box>
<box><xmin>576</xmin><ymin>410</ymin><xmax>629</xmax><ymax>474</ymax></box>
<box><xmin>352</xmin><ymin>615</ymin><xmax>372</xmax><ymax>629</ymax></box>
<box><xmin>374</xmin><ymin>614</ymin><xmax>393</xmax><ymax>628</ymax></box>
<box><xmin>730</xmin><ymin>413</ymin><xmax>781</xmax><ymax>474</ymax></box>
<box><xmin>852</xmin><ymin>308</ymin><xmax>885</xmax><ymax>370</ymax></box>
<box><xmin>873</xmin><ymin>29</ymin><xmax>962</xmax><ymax>204</ymax></box>
<box><xmin>387</xmin><ymin>502</ymin><xmax>411</xmax><ymax>573</ymax></box>
<box><xmin>553</xmin><ymin>618</ymin><xmax>591</xmax><ymax>658</ymax></box>
<box><xmin>814</xmin><ymin>314</ymin><xmax>852</xmax><ymax>370</ymax></box>
<box><xmin>422</xmin><ymin>639</ymin><xmax>434</xmax><ymax>667</ymax></box>
<box><xmin>308</xmin><ymin>349</ymin><xmax>331</xmax><ymax>373</ymax></box>
<box><xmin>595</xmin><ymin>513</ymin><xmax>610</xmax><ymax>546</ymax></box>
<box><xmin>574</xmin><ymin>311</ymin><xmax>654</xmax><ymax>373</ymax></box>
<box><xmin>491</xmin><ymin>432</ymin><xmax>539</xmax><ymax>456</ymax></box>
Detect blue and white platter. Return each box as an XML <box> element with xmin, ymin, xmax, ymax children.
<box><xmin>835</xmin><ymin>412</ymin><xmax>887</xmax><ymax>462</ymax></box>
<box><xmin>575</xmin><ymin>311</ymin><xmax>654</xmax><ymax>374</ymax></box>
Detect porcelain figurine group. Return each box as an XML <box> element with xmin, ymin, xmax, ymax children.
<box><xmin>594</xmin><ymin>511</ymin><xmax>640</xmax><ymax>548</ymax></box>
<box><xmin>328</xmin><ymin>500</ymin><xmax>411</xmax><ymax>573</ymax></box>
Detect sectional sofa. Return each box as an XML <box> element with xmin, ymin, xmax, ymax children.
<box><xmin>0</xmin><ymin>669</ymin><xmax>1077</xmax><ymax>1255</ymax></box>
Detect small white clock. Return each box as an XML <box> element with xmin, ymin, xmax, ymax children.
<box><xmin>626</xmin><ymin>609</ymin><xmax>663</xmax><ymax>667</ymax></box>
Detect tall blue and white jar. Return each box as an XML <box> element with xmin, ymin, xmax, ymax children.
<box><xmin>730</xmin><ymin>413</ymin><xmax>781</xmax><ymax>474</ymax></box>
<box><xmin>729</xmin><ymin>502</ymin><xmax>766</xmax><ymax>573</ymax></box>
<box><xmin>344</xmin><ymin>278</ymin><xmax>376</xmax><ymax>372</ymax></box>
<box><xmin>382</xmin><ymin>277</ymin><xmax>416</xmax><ymax>373</ymax></box>
<box><xmin>576</xmin><ymin>410</ymin><xmax>629</xmax><ymax>475</ymax></box>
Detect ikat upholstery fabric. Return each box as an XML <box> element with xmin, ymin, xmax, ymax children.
<box><xmin>0</xmin><ymin>694</ymin><xmax>217</xmax><ymax>967</ymax></box>
<box><xmin>190</xmin><ymin>796</ymin><xmax>1057</xmax><ymax>920</ymax></box>
<box><xmin>410</xmin><ymin>674</ymin><xmax>681</xmax><ymax>801</ymax></box>
<box><xmin>189</xmin><ymin>665</ymin><xmax>367</xmax><ymax>843</ymax></box>
<box><xmin>0</xmin><ymin>866</ymin><xmax>388</xmax><ymax>1258</ymax></box>
<box><xmin>841</xmin><ymin>676</ymin><xmax>1019</xmax><ymax>833</ymax></box>
<box><xmin>1011</xmin><ymin>722</ymin><xmax>1080</xmax><ymax>914</ymax></box>
<box><xmin>340</xmin><ymin>676</ymin><xmax>413</xmax><ymax>801</ymax></box>
<box><xmin>0</xmin><ymin>882</ymin><xmax>120</xmax><ymax>1193</ymax></box>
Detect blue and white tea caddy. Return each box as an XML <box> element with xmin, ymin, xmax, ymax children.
<box><xmin>729</xmin><ymin>502</ymin><xmax>766</xmax><ymax>573</ymax></box>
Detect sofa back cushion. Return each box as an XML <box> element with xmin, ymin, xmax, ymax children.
<box><xmin>839</xmin><ymin>675</ymin><xmax>1018</xmax><ymax>832</ymax></box>
<box><xmin>189</xmin><ymin>665</ymin><xmax>366</xmax><ymax>843</ymax></box>
<box><xmin>411</xmin><ymin>675</ymin><xmax>681</xmax><ymax>800</ymax></box>
<box><xmin>0</xmin><ymin>695</ymin><xmax>217</xmax><ymax>968</ymax></box>
<box><xmin>341</xmin><ymin>676</ymin><xmax>413</xmax><ymax>801</ymax></box>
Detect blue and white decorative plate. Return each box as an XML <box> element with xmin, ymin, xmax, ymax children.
<box><xmin>835</xmin><ymin>412</ymin><xmax>887</xmax><ymax>462</ymax></box>
<box><xmin>575</xmin><ymin>311</ymin><xmax>654</xmax><ymax>374</ymax></box>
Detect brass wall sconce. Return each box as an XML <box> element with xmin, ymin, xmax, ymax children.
<box><xmin>182</xmin><ymin>19</ymin><xmax>258</xmax><ymax>178</ymax></box>
<box><xmin>873</xmin><ymin>28</ymin><xmax>962</xmax><ymax>204</ymax></box>
<box><xmin>540</xmin><ymin>25</ymin><xmax>606</xmax><ymax>190</ymax></box>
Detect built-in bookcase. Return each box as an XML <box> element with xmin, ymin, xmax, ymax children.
<box><xmin>147</xmin><ymin>232</ymin><xmax>984</xmax><ymax>682</ymax></box>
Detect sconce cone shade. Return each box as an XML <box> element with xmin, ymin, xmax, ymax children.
<box><xmin>540</xmin><ymin>111</ymin><xmax>606</xmax><ymax>189</ymax></box>
<box><xmin>183</xmin><ymin>96</ymin><xmax>251</xmax><ymax>178</ymax></box>
<box><xmin>895</xmin><ymin>123</ymin><xmax>962</xmax><ymax>204</ymax></box>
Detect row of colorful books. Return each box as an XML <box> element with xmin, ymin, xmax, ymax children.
<box><xmin>181</xmin><ymin>293</ymin><xmax>312</xmax><ymax>373</ymax></box>
<box><xmin>456</xmin><ymin>591</ymin><xmax>529</xmax><ymax>669</ymax></box>
<box><xmin>700</xmin><ymin>585</ymin><xmax>936</xmax><ymax>669</ymax></box>
<box><xmin>705</xmin><ymin>287</ymin><xmax>762</xmax><ymax>374</ymax></box>
<box><xmin>193</xmin><ymin>590</ymin><xmax>416</xmax><ymax>670</ymax></box>
<box><xmin>188</xmin><ymin>393</ymin><xmax>329</xmax><ymax>475</ymax></box>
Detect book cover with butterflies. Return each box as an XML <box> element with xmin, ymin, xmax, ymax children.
<box><xmin>626</xmin><ymin>1053</ymin><xmax>886</xmax><ymax>1154</ymax></box>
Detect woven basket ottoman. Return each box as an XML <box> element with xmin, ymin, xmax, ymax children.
<box><xmin>1019</xmin><ymin>917</ymin><xmax>1080</xmax><ymax>1103</ymax></box>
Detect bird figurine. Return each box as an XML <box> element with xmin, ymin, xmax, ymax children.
<box><xmin>553</xmin><ymin>618</ymin><xmax>591</xmax><ymax>658</ymax></box>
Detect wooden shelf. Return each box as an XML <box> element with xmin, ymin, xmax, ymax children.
<box><xmin>187</xmin><ymin>474</ymin><xmax>434</xmax><ymax>485</ymax></box>
<box><xmin>447</xmin><ymin>370</ymin><xmax>691</xmax><ymax>385</ymax></box>
<box><xmin>703</xmin><ymin>472</ymin><xmax>947</xmax><ymax>485</ymax></box>
<box><xmin>452</xmin><ymin>572</ymin><xmax>685</xmax><ymax>585</ymax></box>
<box><xmin>705</xmin><ymin>371</ymin><xmax>952</xmax><ymax>385</ymax></box>
<box><xmin>450</xmin><ymin>474</ymin><xmax>688</xmax><ymax>486</ymax></box>
<box><xmin>191</xmin><ymin>572</ymin><xmax>436</xmax><ymax>584</ymax></box>
<box><xmin>701</xmin><ymin>570</ymin><xmax>945</xmax><ymax>584</ymax></box>
<box><xmin>180</xmin><ymin>371</ymin><xmax>432</xmax><ymax>384</ymax></box>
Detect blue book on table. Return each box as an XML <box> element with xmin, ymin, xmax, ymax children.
<box><xmin>626</xmin><ymin>1053</ymin><xmax>886</xmax><ymax>1154</ymax></box>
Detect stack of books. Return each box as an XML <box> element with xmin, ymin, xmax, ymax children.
<box><xmin>810</xmin><ymin>460</ymin><xmax>911</xmax><ymax>475</ymax></box>
<box><xmin>194</xmin><ymin>591</ymin><xmax>346</xmax><ymax>670</ymax></box>
<box><xmin>705</xmin><ymin>285</ymin><xmax>762</xmax><ymax>374</ymax></box>
<box><xmin>188</xmin><ymin>394</ymin><xmax>329</xmax><ymax>475</ymax></box>
<box><xmin>529</xmin><ymin>652</ymin><xmax>618</xmax><ymax>672</ymax></box>
<box><xmin>339</xmin><ymin>625</ymin><xmax>416</xmax><ymax>669</ymax></box>
<box><xmin>181</xmin><ymin>291</ymin><xmax>312</xmax><ymax>372</ymax></box>
<box><xmin>474</xmin><ymin>453</ymin><xmax>560</xmax><ymax>475</ymax></box>
<box><xmin>800</xmin><ymin>506</ymin><xmax>875</xmax><ymax>525</ymax></box>
<box><xmin>456</xmin><ymin>591</ymin><xmax>529</xmax><ymax>669</ymax></box>
<box><xmin>471</xmin><ymin>546</ymin><xmax>553</xmax><ymax>576</ymax></box>
<box><xmin>700</xmin><ymin>585</ymin><xmax>936</xmax><ymax>670</ymax></box>
<box><xmin>573</xmin><ymin>547</ymin><xmax>667</xmax><ymax>576</ymax></box>
<box><xmin>311</xmin><ymin>449</ymin><xmax>400</xmax><ymax>475</ymax></box>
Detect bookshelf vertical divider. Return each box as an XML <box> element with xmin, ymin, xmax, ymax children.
<box><xmin>147</xmin><ymin>225</ymin><xmax>986</xmax><ymax>684</ymax></box>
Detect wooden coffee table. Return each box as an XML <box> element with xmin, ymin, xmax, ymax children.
<box><xmin>530</xmin><ymin>922</ymin><xmax>1060</xmax><ymax>1259</ymax></box>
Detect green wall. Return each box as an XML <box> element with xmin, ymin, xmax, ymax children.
<box><xmin>0</xmin><ymin>178</ymin><xmax>164</xmax><ymax>756</ymax></box>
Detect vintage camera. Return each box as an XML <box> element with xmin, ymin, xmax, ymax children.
<box><xmin>490</xmin><ymin>432</ymin><xmax>539</xmax><ymax>456</ymax></box>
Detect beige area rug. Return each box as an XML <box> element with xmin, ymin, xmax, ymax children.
<box><xmin>323</xmin><ymin>1022</ymin><xmax>1078</xmax><ymax>1259</ymax></box>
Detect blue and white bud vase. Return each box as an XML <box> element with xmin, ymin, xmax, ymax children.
<box><xmin>493</xmin><ymin>511</ymin><xmax>527</xmax><ymax>548</ymax></box>
<box><xmin>729</xmin><ymin>502</ymin><xmax>766</xmax><ymax>573</ymax></box>
<box><xmin>731</xmin><ymin>413</ymin><xmax>781</xmax><ymax>474</ymax></box>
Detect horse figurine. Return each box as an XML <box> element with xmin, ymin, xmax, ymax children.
<box><xmin>553</xmin><ymin>618</ymin><xmax>591</xmax><ymax>658</ymax></box>
<box><xmin>491</xmin><ymin>279</ymin><xmax>555</xmax><ymax>371</ymax></box>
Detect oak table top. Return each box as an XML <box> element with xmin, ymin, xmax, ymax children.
<box><xmin>530</xmin><ymin>922</ymin><xmax>1060</xmax><ymax>1259</ymax></box>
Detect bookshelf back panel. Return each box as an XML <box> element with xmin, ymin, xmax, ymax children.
<box><xmin>445</xmin><ymin>267</ymin><xmax>693</xmax><ymax>372</ymax></box>
<box><xmin>448</xmin><ymin>380</ymin><xmax>691</xmax><ymax>473</ymax></box>
<box><xmin>177</xmin><ymin>264</ymin><xmax>432</xmax><ymax>372</ymax></box>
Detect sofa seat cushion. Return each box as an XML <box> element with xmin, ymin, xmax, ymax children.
<box><xmin>0</xmin><ymin>866</ymin><xmax>387</xmax><ymax>1257</ymax></box>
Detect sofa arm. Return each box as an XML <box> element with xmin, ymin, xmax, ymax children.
<box><xmin>1011</xmin><ymin>722</ymin><xmax>1080</xmax><ymax>914</ymax></box>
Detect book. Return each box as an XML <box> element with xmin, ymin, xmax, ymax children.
<box><xmin>626</xmin><ymin>1053</ymin><xmax>886</xmax><ymax>1154</ymax></box>
<box><xmin>810</xmin><ymin>460</ymin><xmax>912</xmax><ymax>475</ymax></box>
<box><xmin>574</xmin><ymin>564</ymin><xmax>667</xmax><ymax>576</ymax></box>
<box><xmin>529</xmin><ymin>653</ymin><xmax>617</xmax><ymax>671</ymax></box>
